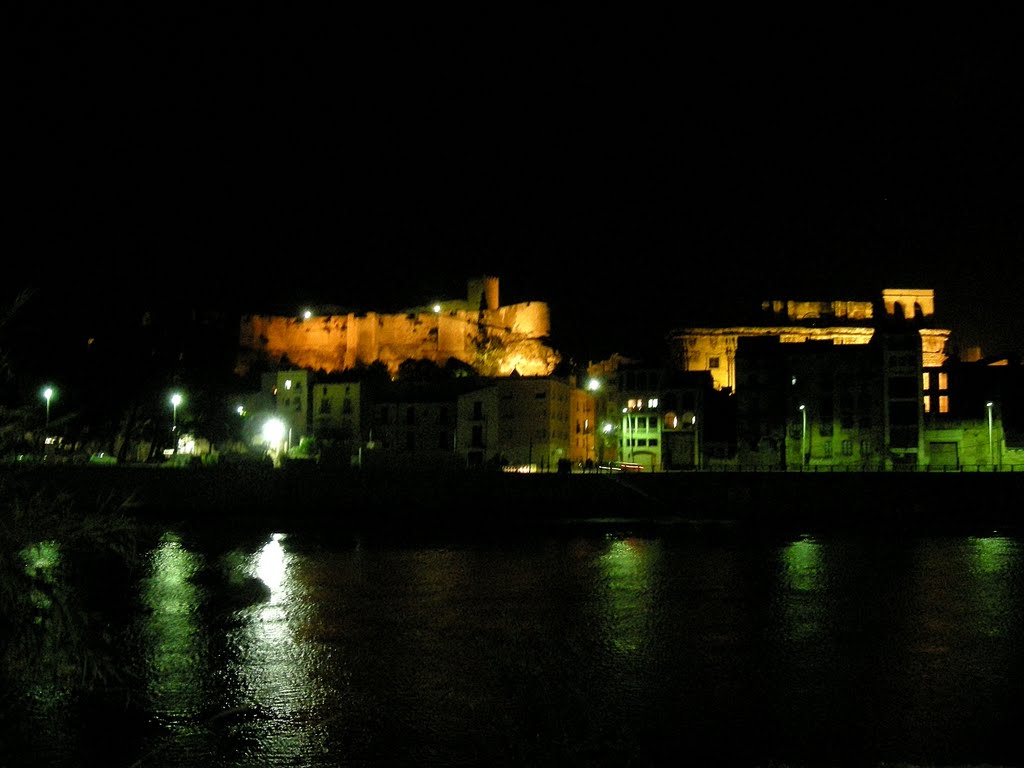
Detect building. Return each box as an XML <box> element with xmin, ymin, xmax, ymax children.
<box><xmin>668</xmin><ymin>288</ymin><xmax>951</xmax><ymax>393</ymax></box>
<box><xmin>456</xmin><ymin>375</ymin><xmax>584</xmax><ymax>472</ymax></box>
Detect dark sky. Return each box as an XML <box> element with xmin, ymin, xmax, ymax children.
<box><xmin>5</xmin><ymin>8</ymin><xmax>1023</xmax><ymax>365</ymax></box>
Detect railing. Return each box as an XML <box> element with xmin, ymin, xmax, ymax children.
<box><xmin>698</xmin><ymin>463</ymin><xmax>1024</xmax><ymax>473</ymax></box>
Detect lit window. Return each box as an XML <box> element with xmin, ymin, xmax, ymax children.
<box><xmin>938</xmin><ymin>372</ymin><xmax>948</xmax><ymax>390</ymax></box>
<box><xmin>923</xmin><ymin>372</ymin><xmax>930</xmax><ymax>389</ymax></box>
<box><xmin>939</xmin><ymin>396</ymin><xmax>949</xmax><ymax>413</ymax></box>
<box><xmin>924</xmin><ymin>395</ymin><xmax>931</xmax><ymax>413</ymax></box>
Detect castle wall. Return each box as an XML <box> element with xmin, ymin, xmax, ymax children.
<box><xmin>882</xmin><ymin>288</ymin><xmax>935</xmax><ymax>318</ymax></box>
<box><xmin>239</xmin><ymin>294</ymin><xmax>557</xmax><ymax>377</ymax></box>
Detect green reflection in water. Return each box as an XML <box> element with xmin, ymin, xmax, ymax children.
<box><xmin>778</xmin><ymin>535</ymin><xmax>825</xmax><ymax>642</ymax></box>
<box><xmin>140</xmin><ymin>531</ymin><xmax>207</xmax><ymax>719</ymax></box>
<box><xmin>598</xmin><ymin>536</ymin><xmax>655</xmax><ymax>656</ymax></box>
<box><xmin>967</xmin><ymin>535</ymin><xmax>1020</xmax><ymax>638</ymax></box>
<box><xmin>781</xmin><ymin>536</ymin><xmax>822</xmax><ymax>593</ymax></box>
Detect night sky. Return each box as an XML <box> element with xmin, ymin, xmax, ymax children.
<box><xmin>5</xmin><ymin>9</ymin><xmax>1022</xmax><ymax>366</ymax></box>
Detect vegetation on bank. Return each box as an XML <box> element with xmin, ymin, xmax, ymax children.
<box><xmin>1</xmin><ymin>291</ymin><xmax>148</xmax><ymax>732</ymax></box>
<box><xmin>0</xmin><ymin>475</ymin><xmax>144</xmax><ymax>718</ymax></box>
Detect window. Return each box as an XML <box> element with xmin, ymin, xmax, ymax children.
<box><xmin>924</xmin><ymin>395</ymin><xmax>931</xmax><ymax>413</ymax></box>
<box><xmin>860</xmin><ymin>440</ymin><xmax>872</xmax><ymax>456</ymax></box>
<box><xmin>938</xmin><ymin>372</ymin><xmax>948</xmax><ymax>389</ymax></box>
<box><xmin>472</xmin><ymin>401</ymin><xmax>483</xmax><ymax>420</ymax></box>
<box><xmin>823</xmin><ymin>441</ymin><xmax>832</xmax><ymax>458</ymax></box>
<box><xmin>922</xmin><ymin>372</ymin><xmax>930</xmax><ymax>389</ymax></box>
<box><xmin>471</xmin><ymin>425</ymin><xmax>484</xmax><ymax>448</ymax></box>
<box><xmin>841</xmin><ymin>440</ymin><xmax>853</xmax><ymax>456</ymax></box>
<box><xmin>939</xmin><ymin>395</ymin><xmax>949</xmax><ymax>413</ymax></box>
<box><xmin>709</xmin><ymin>357</ymin><xmax>720</xmax><ymax>369</ymax></box>
<box><xmin>406</xmin><ymin>407</ymin><xmax>415</xmax><ymax>425</ymax></box>
<box><xmin>319</xmin><ymin>399</ymin><xmax>332</xmax><ymax>414</ymax></box>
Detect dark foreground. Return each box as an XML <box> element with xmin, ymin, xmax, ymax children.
<box><xmin>4</xmin><ymin>463</ymin><xmax>1022</xmax><ymax>534</ymax></box>
<box><xmin>4</xmin><ymin>523</ymin><xmax>1024</xmax><ymax>767</ymax></box>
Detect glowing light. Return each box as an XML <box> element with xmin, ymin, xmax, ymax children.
<box><xmin>42</xmin><ymin>386</ymin><xmax>54</xmax><ymax>429</ymax></box>
<box><xmin>262</xmin><ymin>418</ymin><xmax>286</xmax><ymax>443</ymax></box>
<box><xmin>170</xmin><ymin>392</ymin><xmax>184</xmax><ymax>454</ymax></box>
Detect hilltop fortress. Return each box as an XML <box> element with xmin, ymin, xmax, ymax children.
<box><xmin>236</xmin><ymin>276</ymin><xmax>561</xmax><ymax>378</ymax></box>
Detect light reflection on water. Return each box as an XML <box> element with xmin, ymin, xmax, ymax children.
<box><xmin>6</xmin><ymin>528</ymin><xmax>1023</xmax><ymax>767</ymax></box>
<box><xmin>139</xmin><ymin>531</ymin><xmax>208</xmax><ymax>723</ymax></box>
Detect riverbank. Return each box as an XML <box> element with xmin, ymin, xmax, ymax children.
<box><xmin>3</xmin><ymin>464</ymin><xmax>1021</xmax><ymax>534</ymax></box>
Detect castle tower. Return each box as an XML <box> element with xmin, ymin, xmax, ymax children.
<box><xmin>467</xmin><ymin>275</ymin><xmax>499</xmax><ymax>312</ymax></box>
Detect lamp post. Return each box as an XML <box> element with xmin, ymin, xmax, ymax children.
<box><xmin>170</xmin><ymin>392</ymin><xmax>183</xmax><ymax>455</ymax></box>
<box><xmin>799</xmin><ymin>404</ymin><xmax>807</xmax><ymax>468</ymax></box>
<box><xmin>986</xmin><ymin>401</ymin><xmax>994</xmax><ymax>468</ymax></box>
<box><xmin>692</xmin><ymin>414</ymin><xmax>699</xmax><ymax>470</ymax></box>
<box><xmin>42</xmin><ymin>386</ymin><xmax>53</xmax><ymax>431</ymax></box>
<box><xmin>622</xmin><ymin>407</ymin><xmax>634</xmax><ymax>463</ymax></box>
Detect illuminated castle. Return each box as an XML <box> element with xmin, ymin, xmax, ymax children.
<box><xmin>668</xmin><ymin>288</ymin><xmax>951</xmax><ymax>392</ymax></box>
<box><xmin>236</xmin><ymin>276</ymin><xmax>561</xmax><ymax>378</ymax></box>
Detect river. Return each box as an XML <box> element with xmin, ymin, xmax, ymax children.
<box><xmin>5</xmin><ymin>519</ymin><xmax>1023</xmax><ymax>767</ymax></box>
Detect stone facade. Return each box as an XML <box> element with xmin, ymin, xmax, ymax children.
<box><xmin>236</xmin><ymin>276</ymin><xmax>561</xmax><ymax>378</ymax></box>
<box><xmin>669</xmin><ymin>288</ymin><xmax>951</xmax><ymax>393</ymax></box>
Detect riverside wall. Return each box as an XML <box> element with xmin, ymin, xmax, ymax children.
<box><xmin>4</xmin><ymin>464</ymin><xmax>1021</xmax><ymax>534</ymax></box>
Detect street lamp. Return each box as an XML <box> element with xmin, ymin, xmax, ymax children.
<box><xmin>799</xmin><ymin>404</ymin><xmax>807</xmax><ymax>468</ymax></box>
<box><xmin>170</xmin><ymin>392</ymin><xmax>183</xmax><ymax>454</ymax></box>
<box><xmin>263</xmin><ymin>417</ymin><xmax>286</xmax><ymax>467</ymax></box>
<box><xmin>42</xmin><ymin>386</ymin><xmax>54</xmax><ymax>431</ymax></box>
<box><xmin>692</xmin><ymin>414</ymin><xmax>699</xmax><ymax>470</ymax></box>
<box><xmin>986</xmin><ymin>401</ymin><xmax>994</xmax><ymax>468</ymax></box>
<box><xmin>622</xmin><ymin>407</ymin><xmax>633</xmax><ymax>463</ymax></box>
